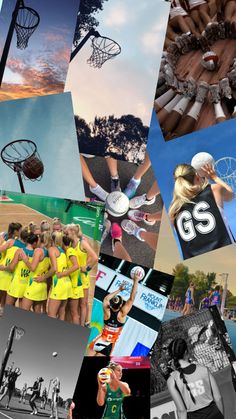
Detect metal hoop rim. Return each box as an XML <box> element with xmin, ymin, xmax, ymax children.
<box><xmin>215</xmin><ymin>156</ymin><xmax>236</xmax><ymax>178</ymax></box>
<box><xmin>1</xmin><ymin>140</ymin><xmax>37</xmax><ymax>164</ymax></box>
<box><xmin>91</xmin><ymin>35</ymin><xmax>121</xmax><ymax>56</ymax></box>
<box><xmin>15</xmin><ymin>6</ymin><xmax>40</xmax><ymax>30</ymax></box>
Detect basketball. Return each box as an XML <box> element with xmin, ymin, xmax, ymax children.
<box><xmin>22</xmin><ymin>156</ymin><xmax>44</xmax><ymax>180</ymax></box>
<box><xmin>52</xmin><ymin>352</ymin><xmax>58</xmax><ymax>358</ymax></box>
<box><xmin>201</xmin><ymin>51</ymin><xmax>219</xmax><ymax>71</ymax></box>
<box><xmin>98</xmin><ymin>368</ymin><xmax>111</xmax><ymax>384</ymax></box>
<box><xmin>105</xmin><ymin>191</ymin><xmax>129</xmax><ymax>217</ymax></box>
<box><xmin>130</xmin><ymin>266</ymin><xmax>145</xmax><ymax>281</ymax></box>
<box><xmin>191</xmin><ymin>152</ymin><xmax>215</xmax><ymax>177</ymax></box>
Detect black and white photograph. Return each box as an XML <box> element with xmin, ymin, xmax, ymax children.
<box><xmin>0</xmin><ymin>306</ymin><xmax>89</xmax><ymax>418</ymax></box>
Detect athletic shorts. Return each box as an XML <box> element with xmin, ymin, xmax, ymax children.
<box><xmin>186</xmin><ymin>299</ymin><xmax>193</xmax><ymax>304</ymax></box>
<box><xmin>170</xmin><ymin>6</ymin><xmax>188</xmax><ymax>19</ymax></box>
<box><xmin>189</xmin><ymin>0</ymin><xmax>206</xmax><ymax>10</ymax></box>
<box><xmin>187</xmin><ymin>402</ymin><xmax>224</xmax><ymax>419</ymax></box>
<box><xmin>89</xmin><ymin>336</ymin><xmax>114</xmax><ymax>356</ymax></box>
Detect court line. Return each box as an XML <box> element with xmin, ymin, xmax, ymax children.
<box><xmin>0</xmin><ymin>411</ymin><xmax>13</xmax><ymax>419</ymax></box>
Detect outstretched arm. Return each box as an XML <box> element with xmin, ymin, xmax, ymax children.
<box><xmin>103</xmin><ymin>283</ymin><xmax>126</xmax><ymax>318</ymax></box>
<box><xmin>57</xmin><ymin>255</ymin><xmax>79</xmax><ymax>278</ymax></box>
<box><xmin>120</xmin><ymin>274</ymin><xmax>140</xmax><ymax>316</ymax></box>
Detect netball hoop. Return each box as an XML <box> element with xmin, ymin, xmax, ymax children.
<box><xmin>1</xmin><ymin>139</ymin><xmax>44</xmax><ymax>193</ymax></box>
<box><xmin>70</xmin><ymin>28</ymin><xmax>121</xmax><ymax>66</ymax></box>
<box><xmin>215</xmin><ymin>157</ymin><xmax>236</xmax><ymax>196</ymax></box>
<box><xmin>87</xmin><ymin>35</ymin><xmax>121</xmax><ymax>68</ymax></box>
<box><xmin>15</xmin><ymin>6</ymin><xmax>40</xmax><ymax>49</ymax></box>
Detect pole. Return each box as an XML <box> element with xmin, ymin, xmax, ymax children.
<box><xmin>70</xmin><ymin>29</ymin><xmax>100</xmax><ymax>62</ymax></box>
<box><xmin>0</xmin><ymin>326</ymin><xmax>16</xmax><ymax>388</ymax></box>
<box><xmin>16</xmin><ymin>170</ymin><xmax>25</xmax><ymax>193</ymax></box>
<box><xmin>0</xmin><ymin>0</ymin><xmax>24</xmax><ymax>87</ymax></box>
<box><xmin>220</xmin><ymin>273</ymin><xmax>229</xmax><ymax>316</ymax></box>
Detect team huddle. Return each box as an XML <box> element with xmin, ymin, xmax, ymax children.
<box><xmin>0</xmin><ymin>220</ymin><xmax>98</xmax><ymax>324</ymax></box>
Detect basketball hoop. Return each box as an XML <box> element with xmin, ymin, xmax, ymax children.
<box><xmin>1</xmin><ymin>139</ymin><xmax>44</xmax><ymax>182</ymax></box>
<box><xmin>87</xmin><ymin>35</ymin><xmax>121</xmax><ymax>68</ymax></box>
<box><xmin>215</xmin><ymin>157</ymin><xmax>236</xmax><ymax>196</ymax></box>
<box><xmin>15</xmin><ymin>6</ymin><xmax>40</xmax><ymax>50</ymax></box>
<box><xmin>14</xmin><ymin>326</ymin><xmax>25</xmax><ymax>341</ymax></box>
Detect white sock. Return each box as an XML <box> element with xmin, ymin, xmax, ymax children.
<box><xmin>187</xmin><ymin>102</ymin><xmax>202</xmax><ymax>120</ymax></box>
<box><xmin>214</xmin><ymin>102</ymin><xmax>225</xmax><ymax>119</ymax></box>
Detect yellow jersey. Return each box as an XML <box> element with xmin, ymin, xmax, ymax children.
<box><xmin>49</xmin><ymin>247</ymin><xmax>72</xmax><ymax>300</ymax></box>
<box><xmin>66</xmin><ymin>247</ymin><xmax>83</xmax><ymax>299</ymax></box>
<box><xmin>0</xmin><ymin>240</ymin><xmax>26</xmax><ymax>292</ymax></box>
<box><xmin>24</xmin><ymin>248</ymin><xmax>50</xmax><ymax>301</ymax></box>
<box><xmin>74</xmin><ymin>239</ymin><xmax>90</xmax><ymax>289</ymax></box>
<box><xmin>8</xmin><ymin>248</ymin><xmax>33</xmax><ymax>298</ymax></box>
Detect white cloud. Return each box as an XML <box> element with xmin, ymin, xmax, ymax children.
<box><xmin>141</xmin><ymin>16</ymin><xmax>168</xmax><ymax>55</ymax></box>
<box><xmin>103</xmin><ymin>4</ymin><xmax>128</xmax><ymax>27</ymax></box>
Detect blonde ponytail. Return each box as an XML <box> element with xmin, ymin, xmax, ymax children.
<box><xmin>169</xmin><ymin>164</ymin><xmax>208</xmax><ymax>220</ymax></box>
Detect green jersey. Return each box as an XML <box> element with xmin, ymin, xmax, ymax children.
<box><xmin>102</xmin><ymin>384</ymin><xmax>126</xmax><ymax>419</ymax></box>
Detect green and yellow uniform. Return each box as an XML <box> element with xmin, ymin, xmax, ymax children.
<box><xmin>102</xmin><ymin>385</ymin><xmax>126</xmax><ymax>419</ymax></box>
<box><xmin>74</xmin><ymin>239</ymin><xmax>90</xmax><ymax>289</ymax></box>
<box><xmin>49</xmin><ymin>247</ymin><xmax>72</xmax><ymax>300</ymax></box>
<box><xmin>8</xmin><ymin>248</ymin><xmax>33</xmax><ymax>298</ymax></box>
<box><xmin>24</xmin><ymin>248</ymin><xmax>50</xmax><ymax>301</ymax></box>
<box><xmin>0</xmin><ymin>240</ymin><xmax>25</xmax><ymax>292</ymax></box>
<box><xmin>66</xmin><ymin>247</ymin><xmax>84</xmax><ymax>299</ymax></box>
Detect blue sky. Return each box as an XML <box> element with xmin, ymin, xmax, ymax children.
<box><xmin>148</xmin><ymin>112</ymin><xmax>236</xmax><ymax>243</ymax></box>
<box><xmin>66</xmin><ymin>0</ymin><xmax>170</xmax><ymax>126</ymax></box>
<box><xmin>0</xmin><ymin>92</ymin><xmax>84</xmax><ymax>199</ymax></box>
<box><xmin>0</xmin><ymin>0</ymin><xmax>80</xmax><ymax>99</ymax></box>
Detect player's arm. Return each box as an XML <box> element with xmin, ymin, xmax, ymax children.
<box><xmin>201</xmin><ymin>164</ymin><xmax>234</xmax><ymax>202</ymax></box>
<box><xmin>57</xmin><ymin>255</ymin><xmax>79</xmax><ymax>278</ymax></box>
<box><xmin>103</xmin><ymin>283</ymin><xmax>126</xmax><ymax>308</ymax></box>
<box><xmin>191</xmin><ymin>287</ymin><xmax>195</xmax><ymax>305</ymax></box>
<box><xmin>209</xmin><ymin>371</ymin><xmax>224</xmax><ymax>415</ymax></box>
<box><xmin>34</xmin><ymin>247</ymin><xmax>56</xmax><ymax>282</ymax></box>
<box><xmin>21</xmin><ymin>248</ymin><xmax>42</xmax><ymax>272</ymax></box>
<box><xmin>120</xmin><ymin>274</ymin><xmax>139</xmax><ymax>316</ymax></box>
<box><xmin>167</xmin><ymin>376</ymin><xmax>187</xmax><ymax>419</ymax></box>
<box><xmin>80</xmin><ymin>239</ymin><xmax>98</xmax><ymax>272</ymax></box>
<box><xmin>0</xmin><ymin>239</ymin><xmax>14</xmax><ymax>253</ymax></box>
<box><xmin>2</xmin><ymin>249</ymin><xmax>22</xmax><ymax>272</ymax></box>
<box><xmin>96</xmin><ymin>380</ymin><xmax>107</xmax><ymax>406</ymax></box>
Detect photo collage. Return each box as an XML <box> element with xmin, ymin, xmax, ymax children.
<box><xmin>0</xmin><ymin>0</ymin><xmax>236</xmax><ymax>418</ymax></box>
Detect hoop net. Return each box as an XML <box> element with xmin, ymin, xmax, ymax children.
<box><xmin>87</xmin><ymin>36</ymin><xmax>121</xmax><ymax>68</ymax></box>
<box><xmin>1</xmin><ymin>140</ymin><xmax>44</xmax><ymax>181</ymax></box>
<box><xmin>14</xmin><ymin>327</ymin><xmax>25</xmax><ymax>341</ymax></box>
<box><xmin>215</xmin><ymin>157</ymin><xmax>236</xmax><ymax>196</ymax></box>
<box><xmin>15</xmin><ymin>6</ymin><xmax>40</xmax><ymax>50</ymax></box>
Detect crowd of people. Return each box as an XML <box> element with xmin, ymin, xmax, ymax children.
<box><xmin>0</xmin><ymin>219</ymin><xmax>98</xmax><ymax>325</ymax></box>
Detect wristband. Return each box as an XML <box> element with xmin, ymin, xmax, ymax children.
<box><xmin>86</xmin><ymin>265</ymin><xmax>92</xmax><ymax>272</ymax></box>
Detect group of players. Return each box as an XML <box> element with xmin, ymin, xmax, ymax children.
<box><xmin>0</xmin><ymin>365</ymin><xmax>61</xmax><ymax>418</ymax></box>
<box><xmin>155</xmin><ymin>0</ymin><xmax>236</xmax><ymax>139</ymax></box>
<box><xmin>168</xmin><ymin>283</ymin><xmax>222</xmax><ymax>315</ymax></box>
<box><xmin>0</xmin><ymin>219</ymin><xmax>98</xmax><ymax>325</ymax></box>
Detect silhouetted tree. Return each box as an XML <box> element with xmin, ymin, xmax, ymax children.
<box><xmin>73</xmin><ymin>0</ymin><xmax>109</xmax><ymax>46</ymax></box>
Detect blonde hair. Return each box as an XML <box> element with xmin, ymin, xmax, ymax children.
<box><xmin>40</xmin><ymin>220</ymin><xmax>51</xmax><ymax>232</ymax></box>
<box><xmin>28</xmin><ymin>222</ymin><xmax>38</xmax><ymax>233</ymax></box>
<box><xmin>51</xmin><ymin>231</ymin><xmax>63</xmax><ymax>247</ymax></box>
<box><xmin>40</xmin><ymin>231</ymin><xmax>51</xmax><ymax>248</ymax></box>
<box><xmin>66</xmin><ymin>223</ymin><xmax>83</xmax><ymax>238</ymax></box>
<box><xmin>169</xmin><ymin>164</ymin><xmax>208</xmax><ymax>220</ymax></box>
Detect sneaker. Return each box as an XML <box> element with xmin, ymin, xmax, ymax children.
<box><xmin>123</xmin><ymin>178</ymin><xmax>141</xmax><ymax>199</ymax></box>
<box><xmin>128</xmin><ymin>210</ymin><xmax>156</xmax><ymax>226</ymax></box>
<box><xmin>111</xmin><ymin>223</ymin><xmax>122</xmax><ymax>252</ymax></box>
<box><xmin>228</xmin><ymin>68</ymin><xmax>236</xmax><ymax>89</ymax></box>
<box><xmin>186</xmin><ymin>78</ymin><xmax>196</xmax><ymax>99</ymax></box>
<box><xmin>218</xmin><ymin>21</ymin><xmax>226</xmax><ymax>39</ymax></box>
<box><xmin>195</xmin><ymin>81</ymin><xmax>209</xmax><ymax>103</ymax></box>
<box><xmin>129</xmin><ymin>194</ymin><xmax>156</xmax><ymax>209</ymax></box>
<box><xmin>121</xmin><ymin>219</ymin><xmax>146</xmax><ymax>242</ymax></box>
<box><xmin>198</xmin><ymin>35</ymin><xmax>210</xmax><ymax>53</ymax></box>
<box><xmin>89</xmin><ymin>184</ymin><xmax>108</xmax><ymax>202</ymax></box>
<box><xmin>110</xmin><ymin>177</ymin><xmax>121</xmax><ymax>192</ymax></box>
<box><xmin>220</xmin><ymin>77</ymin><xmax>232</xmax><ymax>99</ymax></box>
<box><xmin>101</xmin><ymin>219</ymin><xmax>111</xmax><ymax>244</ymax></box>
<box><xmin>209</xmin><ymin>84</ymin><xmax>220</xmax><ymax>103</ymax></box>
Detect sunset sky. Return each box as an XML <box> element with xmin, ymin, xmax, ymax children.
<box><xmin>66</xmin><ymin>0</ymin><xmax>170</xmax><ymax>126</ymax></box>
<box><xmin>0</xmin><ymin>0</ymin><xmax>80</xmax><ymax>101</ymax></box>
